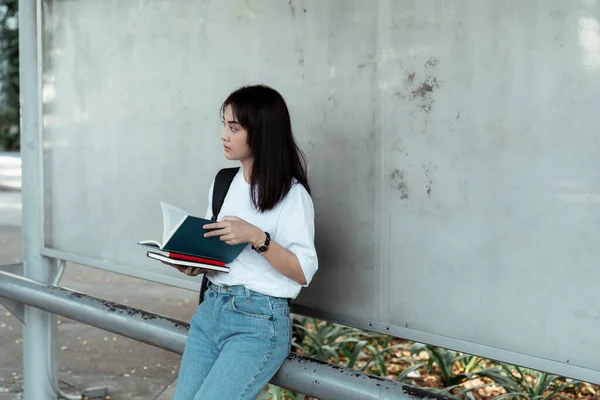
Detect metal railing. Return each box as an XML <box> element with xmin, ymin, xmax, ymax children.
<box><xmin>0</xmin><ymin>267</ymin><xmax>452</xmax><ymax>400</ymax></box>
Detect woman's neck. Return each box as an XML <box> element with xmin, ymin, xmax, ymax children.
<box><xmin>241</xmin><ymin>159</ymin><xmax>253</xmax><ymax>183</ymax></box>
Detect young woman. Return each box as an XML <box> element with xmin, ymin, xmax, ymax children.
<box><xmin>173</xmin><ymin>85</ymin><xmax>318</xmax><ymax>400</ymax></box>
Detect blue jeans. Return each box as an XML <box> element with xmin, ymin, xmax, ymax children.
<box><xmin>174</xmin><ymin>283</ymin><xmax>292</xmax><ymax>400</ymax></box>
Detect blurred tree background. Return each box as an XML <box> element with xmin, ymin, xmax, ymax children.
<box><xmin>0</xmin><ymin>0</ymin><xmax>19</xmax><ymax>151</ymax></box>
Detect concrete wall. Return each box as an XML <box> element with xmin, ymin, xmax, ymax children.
<box><xmin>40</xmin><ymin>0</ymin><xmax>600</xmax><ymax>383</ymax></box>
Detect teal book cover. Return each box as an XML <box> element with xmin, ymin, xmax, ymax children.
<box><xmin>139</xmin><ymin>202</ymin><xmax>247</xmax><ymax>264</ymax></box>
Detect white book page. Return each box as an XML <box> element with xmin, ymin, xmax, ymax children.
<box><xmin>137</xmin><ymin>240</ymin><xmax>163</xmax><ymax>248</ymax></box>
<box><xmin>160</xmin><ymin>202</ymin><xmax>189</xmax><ymax>245</ymax></box>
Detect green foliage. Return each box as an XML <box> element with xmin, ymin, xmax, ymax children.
<box><xmin>473</xmin><ymin>364</ymin><xmax>579</xmax><ymax>400</ymax></box>
<box><xmin>292</xmin><ymin>317</ymin><xmax>414</xmax><ymax>377</ymax></box>
<box><xmin>292</xmin><ymin>316</ymin><xmax>373</xmax><ymax>366</ymax></box>
<box><xmin>359</xmin><ymin>339</ymin><xmax>412</xmax><ymax>377</ymax></box>
<box><xmin>259</xmin><ymin>385</ymin><xmax>306</xmax><ymax>400</ymax></box>
<box><xmin>0</xmin><ymin>0</ymin><xmax>20</xmax><ymax>151</ymax></box>
<box><xmin>410</xmin><ymin>343</ymin><xmax>470</xmax><ymax>387</ymax></box>
<box><xmin>258</xmin><ymin>317</ymin><xmax>595</xmax><ymax>400</ymax></box>
<box><xmin>279</xmin><ymin>317</ymin><xmax>371</xmax><ymax>399</ymax></box>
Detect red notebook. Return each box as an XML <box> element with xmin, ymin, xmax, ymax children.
<box><xmin>149</xmin><ymin>249</ymin><xmax>226</xmax><ymax>267</ymax></box>
<box><xmin>146</xmin><ymin>252</ymin><xmax>230</xmax><ymax>273</ymax></box>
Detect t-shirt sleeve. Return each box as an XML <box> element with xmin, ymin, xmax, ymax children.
<box><xmin>275</xmin><ymin>184</ymin><xmax>318</xmax><ymax>287</ymax></box>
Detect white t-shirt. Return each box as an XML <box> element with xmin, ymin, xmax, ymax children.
<box><xmin>205</xmin><ymin>167</ymin><xmax>318</xmax><ymax>299</ymax></box>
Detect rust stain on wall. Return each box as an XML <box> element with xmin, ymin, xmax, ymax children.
<box><xmin>411</xmin><ymin>76</ymin><xmax>439</xmax><ymax>113</ymax></box>
<box><xmin>390</xmin><ymin>169</ymin><xmax>409</xmax><ymax>199</ymax></box>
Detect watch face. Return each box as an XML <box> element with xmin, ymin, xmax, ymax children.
<box><xmin>257</xmin><ymin>245</ymin><xmax>268</xmax><ymax>254</ymax></box>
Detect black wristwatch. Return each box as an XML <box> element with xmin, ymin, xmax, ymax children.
<box><xmin>252</xmin><ymin>232</ymin><xmax>270</xmax><ymax>255</ymax></box>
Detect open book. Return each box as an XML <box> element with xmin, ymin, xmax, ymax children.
<box><xmin>139</xmin><ymin>202</ymin><xmax>247</xmax><ymax>270</ymax></box>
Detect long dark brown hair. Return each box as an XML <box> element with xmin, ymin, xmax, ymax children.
<box><xmin>221</xmin><ymin>85</ymin><xmax>310</xmax><ymax>212</ymax></box>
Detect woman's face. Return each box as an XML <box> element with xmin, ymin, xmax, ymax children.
<box><xmin>221</xmin><ymin>104</ymin><xmax>252</xmax><ymax>162</ymax></box>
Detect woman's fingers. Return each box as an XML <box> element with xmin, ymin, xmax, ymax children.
<box><xmin>202</xmin><ymin>221</ymin><xmax>228</xmax><ymax>230</ymax></box>
<box><xmin>185</xmin><ymin>267</ymin><xmax>207</xmax><ymax>276</ymax></box>
<box><xmin>203</xmin><ymin>219</ymin><xmax>235</xmax><ymax>231</ymax></box>
<box><xmin>204</xmin><ymin>228</ymin><xmax>229</xmax><ymax>238</ymax></box>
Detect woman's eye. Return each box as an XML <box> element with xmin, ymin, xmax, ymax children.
<box><xmin>230</xmin><ymin>127</ymin><xmax>237</xmax><ymax>132</ymax></box>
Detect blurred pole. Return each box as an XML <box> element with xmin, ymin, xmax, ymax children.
<box><xmin>19</xmin><ymin>0</ymin><xmax>57</xmax><ymax>398</ymax></box>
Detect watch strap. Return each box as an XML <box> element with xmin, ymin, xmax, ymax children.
<box><xmin>252</xmin><ymin>232</ymin><xmax>270</xmax><ymax>252</ymax></box>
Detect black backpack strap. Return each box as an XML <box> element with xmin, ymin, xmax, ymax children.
<box><xmin>211</xmin><ymin>167</ymin><xmax>240</xmax><ymax>221</ymax></box>
<box><xmin>199</xmin><ymin>167</ymin><xmax>240</xmax><ymax>304</ymax></box>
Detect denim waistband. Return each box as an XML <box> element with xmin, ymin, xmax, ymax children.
<box><xmin>208</xmin><ymin>282</ymin><xmax>256</xmax><ymax>296</ymax></box>
<box><xmin>207</xmin><ymin>282</ymin><xmax>290</xmax><ymax>306</ymax></box>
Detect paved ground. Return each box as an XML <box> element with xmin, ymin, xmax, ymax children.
<box><xmin>0</xmin><ymin>153</ymin><xmax>191</xmax><ymax>399</ymax></box>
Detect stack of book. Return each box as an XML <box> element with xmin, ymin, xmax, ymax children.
<box><xmin>138</xmin><ymin>202</ymin><xmax>246</xmax><ymax>273</ymax></box>
<box><xmin>144</xmin><ymin>248</ymin><xmax>230</xmax><ymax>272</ymax></box>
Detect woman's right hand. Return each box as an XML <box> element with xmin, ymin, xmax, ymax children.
<box><xmin>161</xmin><ymin>262</ymin><xmax>209</xmax><ymax>276</ymax></box>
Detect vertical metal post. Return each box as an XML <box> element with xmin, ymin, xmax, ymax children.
<box><xmin>19</xmin><ymin>0</ymin><xmax>57</xmax><ymax>398</ymax></box>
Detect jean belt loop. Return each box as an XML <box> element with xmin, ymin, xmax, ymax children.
<box><xmin>245</xmin><ymin>287</ymin><xmax>252</xmax><ymax>302</ymax></box>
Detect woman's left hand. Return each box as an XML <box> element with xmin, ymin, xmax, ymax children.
<box><xmin>203</xmin><ymin>216</ymin><xmax>264</xmax><ymax>246</ymax></box>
